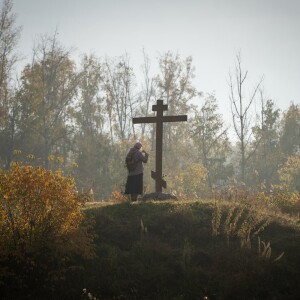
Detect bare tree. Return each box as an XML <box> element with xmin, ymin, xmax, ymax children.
<box><xmin>154</xmin><ymin>51</ymin><xmax>197</xmax><ymax>172</ymax></box>
<box><xmin>0</xmin><ymin>0</ymin><xmax>20</xmax><ymax>99</ymax></box>
<box><xmin>229</xmin><ymin>53</ymin><xmax>263</xmax><ymax>182</ymax></box>
<box><xmin>102</xmin><ymin>53</ymin><xmax>137</xmax><ymax>142</ymax></box>
<box><xmin>156</xmin><ymin>52</ymin><xmax>196</xmax><ymax>115</ymax></box>
<box><xmin>137</xmin><ymin>49</ymin><xmax>157</xmax><ymax>137</ymax></box>
<box><xmin>76</xmin><ymin>53</ymin><xmax>104</xmax><ymax>136</ymax></box>
<box><xmin>0</xmin><ymin>0</ymin><xmax>21</xmax><ymax>168</ymax></box>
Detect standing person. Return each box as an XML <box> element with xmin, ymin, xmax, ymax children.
<box><xmin>125</xmin><ymin>142</ymin><xmax>149</xmax><ymax>201</ymax></box>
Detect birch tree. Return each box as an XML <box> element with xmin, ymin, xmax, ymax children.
<box><xmin>137</xmin><ymin>49</ymin><xmax>157</xmax><ymax>138</ymax></box>
<box><xmin>229</xmin><ymin>53</ymin><xmax>263</xmax><ymax>182</ymax></box>
<box><xmin>102</xmin><ymin>54</ymin><xmax>137</xmax><ymax>142</ymax></box>
<box><xmin>0</xmin><ymin>0</ymin><xmax>21</xmax><ymax>168</ymax></box>
<box><xmin>155</xmin><ymin>52</ymin><xmax>197</xmax><ymax>171</ymax></box>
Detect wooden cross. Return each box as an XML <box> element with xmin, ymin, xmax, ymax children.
<box><xmin>133</xmin><ymin>99</ymin><xmax>187</xmax><ymax>193</ymax></box>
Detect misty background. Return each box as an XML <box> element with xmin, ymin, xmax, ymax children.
<box><xmin>13</xmin><ymin>0</ymin><xmax>300</xmax><ymax>118</ymax></box>
<box><xmin>0</xmin><ymin>0</ymin><xmax>299</xmax><ymax>199</ymax></box>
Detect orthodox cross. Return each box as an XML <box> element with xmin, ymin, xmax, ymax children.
<box><xmin>133</xmin><ymin>99</ymin><xmax>187</xmax><ymax>193</ymax></box>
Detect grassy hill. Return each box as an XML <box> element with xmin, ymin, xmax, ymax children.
<box><xmin>80</xmin><ymin>199</ymin><xmax>300</xmax><ymax>300</ymax></box>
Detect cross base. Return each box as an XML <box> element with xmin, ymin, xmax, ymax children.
<box><xmin>151</xmin><ymin>170</ymin><xmax>167</xmax><ymax>190</ymax></box>
<box><xmin>141</xmin><ymin>192</ymin><xmax>178</xmax><ymax>201</ymax></box>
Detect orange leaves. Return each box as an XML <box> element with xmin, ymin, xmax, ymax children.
<box><xmin>0</xmin><ymin>164</ymin><xmax>96</xmax><ymax>295</ymax></box>
<box><xmin>109</xmin><ymin>190</ymin><xmax>128</xmax><ymax>203</ymax></box>
<box><xmin>168</xmin><ymin>163</ymin><xmax>208</xmax><ymax>198</ymax></box>
<box><xmin>0</xmin><ymin>165</ymin><xmax>92</xmax><ymax>255</ymax></box>
<box><xmin>278</xmin><ymin>155</ymin><xmax>300</xmax><ymax>192</ymax></box>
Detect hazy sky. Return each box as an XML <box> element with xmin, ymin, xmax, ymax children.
<box><xmin>12</xmin><ymin>0</ymin><xmax>300</xmax><ymax>125</ymax></box>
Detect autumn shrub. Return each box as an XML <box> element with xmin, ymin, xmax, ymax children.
<box><xmin>211</xmin><ymin>201</ymin><xmax>270</xmax><ymax>249</ymax></box>
<box><xmin>213</xmin><ymin>184</ymin><xmax>256</xmax><ymax>202</ymax></box>
<box><xmin>257</xmin><ymin>184</ymin><xmax>300</xmax><ymax>216</ymax></box>
<box><xmin>109</xmin><ymin>190</ymin><xmax>128</xmax><ymax>203</ymax></box>
<box><xmin>278</xmin><ymin>155</ymin><xmax>300</xmax><ymax>192</ymax></box>
<box><xmin>83</xmin><ymin>200</ymin><xmax>300</xmax><ymax>299</ymax></box>
<box><xmin>0</xmin><ymin>165</ymin><xmax>95</xmax><ymax>299</ymax></box>
<box><xmin>168</xmin><ymin>163</ymin><xmax>209</xmax><ymax>198</ymax></box>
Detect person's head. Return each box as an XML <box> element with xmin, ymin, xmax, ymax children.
<box><xmin>134</xmin><ymin>142</ymin><xmax>142</xmax><ymax>150</ymax></box>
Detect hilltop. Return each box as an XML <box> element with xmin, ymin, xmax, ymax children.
<box><xmin>80</xmin><ymin>199</ymin><xmax>300</xmax><ymax>300</ymax></box>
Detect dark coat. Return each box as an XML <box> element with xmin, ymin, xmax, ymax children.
<box><xmin>127</xmin><ymin>147</ymin><xmax>148</xmax><ymax>176</ymax></box>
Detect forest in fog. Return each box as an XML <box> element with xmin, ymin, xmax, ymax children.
<box><xmin>0</xmin><ymin>1</ymin><xmax>300</xmax><ymax>299</ymax></box>
<box><xmin>0</xmin><ymin>0</ymin><xmax>299</xmax><ymax>199</ymax></box>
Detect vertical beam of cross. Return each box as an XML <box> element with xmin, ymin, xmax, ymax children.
<box><xmin>132</xmin><ymin>99</ymin><xmax>187</xmax><ymax>193</ymax></box>
<box><xmin>152</xmin><ymin>100</ymin><xmax>167</xmax><ymax>193</ymax></box>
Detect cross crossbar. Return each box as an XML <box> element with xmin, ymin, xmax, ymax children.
<box><xmin>133</xmin><ymin>115</ymin><xmax>187</xmax><ymax>124</ymax></box>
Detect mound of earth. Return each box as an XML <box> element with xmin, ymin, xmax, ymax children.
<box><xmin>142</xmin><ymin>192</ymin><xmax>177</xmax><ymax>201</ymax></box>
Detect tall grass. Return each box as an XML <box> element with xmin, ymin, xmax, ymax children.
<box><xmin>1</xmin><ymin>197</ymin><xmax>299</xmax><ymax>299</ymax></box>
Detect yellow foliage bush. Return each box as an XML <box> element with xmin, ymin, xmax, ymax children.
<box><xmin>257</xmin><ymin>184</ymin><xmax>300</xmax><ymax>208</ymax></box>
<box><xmin>169</xmin><ymin>163</ymin><xmax>208</xmax><ymax>197</ymax></box>
<box><xmin>278</xmin><ymin>155</ymin><xmax>300</xmax><ymax>192</ymax></box>
<box><xmin>0</xmin><ymin>165</ymin><xmax>95</xmax><ymax>293</ymax></box>
<box><xmin>1</xmin><ymin>165</ymin><xmax>80</xmax><ymax>249</ymax></box>
<box><xmin>109</xmin><ymin>190</ymin><xmax>128</xmax><ymax>202</ymax></box>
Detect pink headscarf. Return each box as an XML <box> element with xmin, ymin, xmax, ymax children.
<box><xmin>134</xmin><ymin>142</ymin><xmax>142</xmax><ymax>149</ymax></box>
